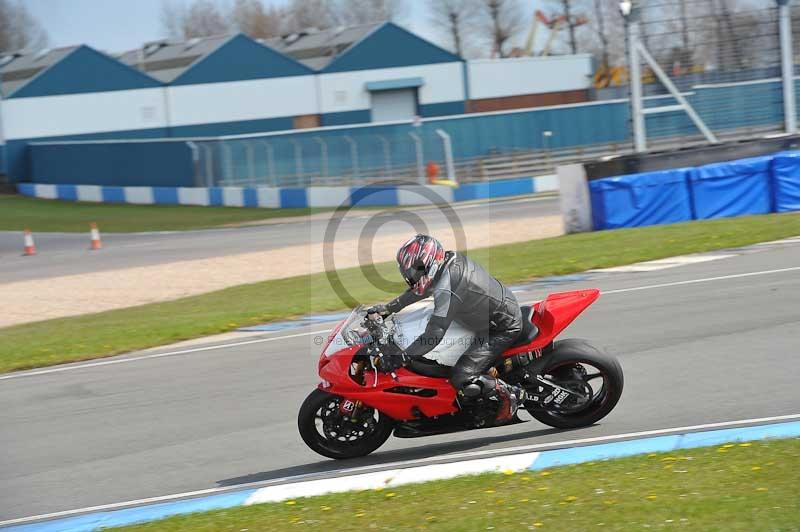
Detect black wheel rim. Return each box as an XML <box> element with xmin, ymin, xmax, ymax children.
<box><xmin>313</xmin><ymin>397</ymin><xmax>381</xmax><ymax>447</ymax></box>
<box><xmin>539</xmin><ymin>360</ymin><xmax>611</xmax><ymax>417</ymax></box>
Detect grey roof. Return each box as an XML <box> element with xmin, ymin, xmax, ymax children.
<box><xmin>264</xmin><ymin>23</ymin><xmax>381</xmax><ymax>70</ymax></box>
<box><xmin>0</xmin><ymin>46</ymin><xmax>79</xmax><ymax>96</ymax></box>
<box><xmin>117</xmin><ymin>35</ymin><xmax>233</xmax><ymax>82</ymax></box>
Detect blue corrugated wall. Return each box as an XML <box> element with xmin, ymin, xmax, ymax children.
<box><xmin>30</xmin><ymin>140</ymin><xmax>196</xmax><ymax>187</ymax></box>
<box><xmin>22</xmin><ymin>79</ymin><xmax>795</xmax><ymax>188</ymax></box>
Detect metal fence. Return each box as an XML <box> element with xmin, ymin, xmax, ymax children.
<box><xmin>194</xmin><ymin>127</ymin><xmax>455</xmax><ymax>188</ymax></box>
<box><xmin>188</xmin><ymin>0</ymin><xmax>799</xmax><ymax>189</ymax></box>
<box><xmin>624</xmin><ymin>0</ymin><xmax>795</xmax><ymax>151</ymax></box>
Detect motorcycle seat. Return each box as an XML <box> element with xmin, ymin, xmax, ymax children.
<box><xmin>510</xmin><ymin>305</ymin><xmax>539</xmax><ymax>348</ymax></box>
<box><xmin>407</xmin><ymin>357</ymin><xmax>452</xmax><ymax>378</ymax></box>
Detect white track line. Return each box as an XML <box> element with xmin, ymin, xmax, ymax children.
<box><xmin>602</xmin><ymin>266</ymin><xmax>800</xmax><ymax>295</ymax></box>
<box><xmin>0</xmin><ymin>329</ymin><xmax>329</xmax><ymax>381</ymax></box>
<box><xmin>2</xmin><ymin>265</ymin><xmax>798</xmax><ymax>381</ymax></box>
<box><xmin>3</xmin><ymin>413</ymin><xmax>799</xmax><ymax>527</ymax></box>
<box><xmin>591</xmin><ymin>254</ymin><xmax>735</xmax><ymax>273</ymax></box>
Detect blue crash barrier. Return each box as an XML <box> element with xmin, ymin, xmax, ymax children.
<box><xmin>688</xmin><ymin>155</ymin><xmax>774</xmax><ymax>220</ymax></box>
<box><xmin>589</xmin><ymin>168</ymin><xmax>694</xmax><ymax>230</ymax></box>
<box><xmin>589</xmin><ymin>151</ymin><xmax>800</xmax><ymax>230</ymax></box>
<box><xmin>771</xmin><ymin>151</ymin><xmax>800</xmax><ymax>213</ymax></box>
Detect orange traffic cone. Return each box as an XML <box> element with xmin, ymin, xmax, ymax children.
<box><xmin>23</xmin><ymin>229</ymin><xmax>36</xmax><ymax>256</ymax></box>
<box><xmin>89</xmin><ymin>222</ymin><xmax>102</xmax><ymax>250</ymax></box>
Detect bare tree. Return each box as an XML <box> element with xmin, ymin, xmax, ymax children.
<box><xmin>0</xmin><ymin>0</ymin><xmax>48</xmax><ymax>52</ymax></box>
<box><xmin>285</xmin><ymin>0</ymin><xmax>337</xmax><ymax>31</ymax></box>
<box><xmin>330</xmin><ymin>0</ymin><xmax>405</xmax><ymax>26</ymax></box>
<box><xmin>161</xmin><ymin>0</ymin><xmax>229</xmax><ymax>40</ymax></box>
<box><xmin>429</xmin><ymin>0</ymin><xmax>479</xmax><ymax>57</ymax></box>
<box><xmin>476</xmin><ymin>0</ymin><xmax>524</xmax><ymax>58</ymax></box>
<box><xmin>230</xmin><ymin>0</ymin><xmax>284</xmax><ymax>39</ymax></box>
<box><xmin>576</xmin><ymin>0</ymin><xmax>625</xmax><ymax>65</ymax></box>
<box><xmin>541</xmin><ymin>0</ymin><xmax>592</xmax><ymax>55</ymax></box>
<box><xmin>592</xmin><ymin>0</ymin><xmax>609</xmax><ymax>66</ymax></box>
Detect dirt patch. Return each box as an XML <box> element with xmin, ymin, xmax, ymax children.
<box><xmin>0</xmin><ymin>214</ymin><xmax>563</xmax><ymax>328</ymax></box>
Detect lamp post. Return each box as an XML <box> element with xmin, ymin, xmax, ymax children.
<box><xmin>778</xmin><ymin>0</ymin><xmax>797</xmax><ymax>134</ymax></box>
<box><xmin>620</xmin><ymin>0</ymin><xmax>646</xmax><ymax>152</ymax></box>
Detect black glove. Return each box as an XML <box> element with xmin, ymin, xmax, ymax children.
<box><xmin>377</xmin><ymin>350</ymin><xmax>409</xmax><ymax>373</ymax></box>
<box><xmin>366</xmin><ymin>304</ymin><xmax>391</xmax><ymax>318</ymax></box>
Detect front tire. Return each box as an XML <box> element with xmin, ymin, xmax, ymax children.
<box><xmin>526</xmin><ymin>339</ymin><xmax>623</xmax><ymax>429</ymax></box>
<box><xmin>298</xmin><ymin>389</ymin><xmax>394</xmax><ymax>459</ymax></box>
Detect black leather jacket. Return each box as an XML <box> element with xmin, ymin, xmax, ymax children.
<box><xmin>387</xmin><ymin>252</ymin><xmax>522</xmax><ymax>359</ymax></box>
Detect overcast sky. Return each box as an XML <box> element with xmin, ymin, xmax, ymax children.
<box><xmin>24</xmin><ymin>0</ymin><xmax>446</xmax><ymax>55</ymax></box>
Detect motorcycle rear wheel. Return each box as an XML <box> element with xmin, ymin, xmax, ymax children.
<box><xmin>526</xmin><ymin>339</ymin><xmax>623</xmax><ymax>429</ymax></box>
<box><xmin>298</xmin><ymin>389</ymin><xmax>394</xmax><ymax>459</ymax></box>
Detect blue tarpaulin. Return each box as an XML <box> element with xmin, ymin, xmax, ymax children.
<box><xmin>589</xmin><ymin>168</ymin><xmax>694</xmax><ymax>230</ymax></box>
<box><xmin>688</xmin><ymin>155</ymin><xmax>773</xmax><ymax>219</ymax></box>
<box><xmin>771</xmin><ymin>151</ymin><xmax>800</xmax><ymax>213</ymax></box>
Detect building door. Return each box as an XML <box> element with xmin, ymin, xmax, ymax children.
<box><xmin>370</xmin><ymin>89</ymin><xmax>417</xmax><ymax>123</ymax></box>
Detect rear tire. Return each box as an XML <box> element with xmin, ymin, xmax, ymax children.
<box><xmin>298</xmin><ymin>389</ymin><xmax>394</xmax><ymax>459</ymax></box>
<box><xmin>526</xmin><ymin>339</ymin><xmax>623</xmax><ymax>429</ymax></box>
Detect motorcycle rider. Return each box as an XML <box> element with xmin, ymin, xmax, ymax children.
<box><xmin>369</xmin><ymin>234</ymin><xmax>527</xmax><ymax>423</ymax></box>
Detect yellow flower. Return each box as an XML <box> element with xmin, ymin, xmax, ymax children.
<box><xmin>503</xmin><ymin>469</ymin><xmax>515</xmax><ymax>475</ymax></box>
<box><xmin>661</xmin><ymin>457</ymin><xmax>677</xmax><ymax>462</ymax></box>
<box><xmin>540</xmin><ymin>471</ymin><xmax>551</xmax><ymax>476</ymax></box>
<box><xmin>739</xmin><ymin>443</ymin><xmax>752</xmax><ymax>447</ymax></box>
<box><xmin>537</xmin><ymin>487</ymin><xmax>549</xmax><ymax>491</ymax></box>
<box><xmin>646</xmin><ymin>495</ymin><xmax>658</xmax><ymax>501</ymax></box>
<box><xmin>385</xmin><ymin>492</ymin><xmax>396</xmax><ymax>498</ymax></box>
<box><xmin>533</xmin><ymin>523</ymin><xmax>544</xmax><ymax>528</ymax></box>
<box><xmin>426</xmin><ymin>516</ymin><xmax>436</xmax><ymax>521</ymax></box>
<box><xmin>756</xmin><ymin>487</ymin><xmax>768</xmax><ymax>492</ymax></box>
<box><xmin>285</xmin><ymin>501</ymin><xmax>297</xmax><ymax>506</ymax></box>
<box><xmin>751</xmin><ymin>466</ymin><xmax>761</xmax><ymax>471</ymax></box>
<box><xmin>519</xmin><ymin>498</ymin><xmax>530</xmax><ymax>503</ymax></box>
<box><xmin>321</xmin><ymin>506</ymin><xmax>332</xmax><ymax>511</ymax></box>
<box><xmin>484</xmin><ymin>489</ymin><xmax>495</xmax><ymax>494</ymax></box>
<box><xmin>722</xmin><ymin>444</ymin><xmax>735</xmax><ymax>449</ymax></box>
<box><xmin>356</xmin><ymin>512</ymin><xmax>366</xmax><ymax>517</ymax></box>
<box><xmin>565</xmin><ymin>496</ymin><xmax>578</xmax><ymax>502</ymax></box>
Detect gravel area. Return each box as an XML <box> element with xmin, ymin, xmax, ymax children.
<box><xmin>0</xmin><ymin>214</ymin><xmax>563</xmax><ymax>328</ymax></box>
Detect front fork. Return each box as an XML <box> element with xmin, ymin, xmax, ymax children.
<box><xmin>338</xmin><ymin>398</ymin><xmax>364</xmax><ymax>422</ymax></box>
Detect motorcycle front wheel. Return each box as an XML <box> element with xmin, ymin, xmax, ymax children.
<box><xmin>526</xmin><ymin>339</ymin><xmax>623</xmax><ymax>429</ymax></box>
<box><xmin>298</xmin><ymin>389</ymin><xmax>395</xmax><ymax>459</ymax></box>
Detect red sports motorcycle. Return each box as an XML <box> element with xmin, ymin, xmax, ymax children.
<box><xmin>298</xmin><ymin>289</ymin><xmax>623</xmax><ymax>459</ymax></box>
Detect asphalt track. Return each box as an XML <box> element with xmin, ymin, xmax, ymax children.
<box><xmin>0</xmin><ymin>196</ymin><xmax>559</xmax><ymax>283</ymax></box>
<box><xmin>1</xmin><ymin>241</ymin><xmax>799</xmax><ymax>521</ymax></box>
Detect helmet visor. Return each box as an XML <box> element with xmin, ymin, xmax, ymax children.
<box><xmin>401</xmin><ymin>264</ymin><xmax>425</xmax><ymax>288</ymax></box>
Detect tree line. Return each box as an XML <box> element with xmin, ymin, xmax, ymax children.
<box><xmin>0</xmin><ymin>0</ymin><xmax>788</xmax><ymax>74</ymax></box>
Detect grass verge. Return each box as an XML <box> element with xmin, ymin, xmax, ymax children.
<box><xmin>1</xmin><ymin>212</ymin><xmax>799</xmax><ymax>373</ymax></box>
<box><xmin>115</xmin><ymin>438</ymin><xmax>800</xmax><ymax>531</ymax></box>
<box><xmin>0</xmin><ymin>196</ymin><xmax>330</xmax><ymax>232</ymax></box>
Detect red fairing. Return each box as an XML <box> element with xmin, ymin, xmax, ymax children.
<box><xmin>316</xmin><ymin>289</ymin><xmax>599</xmax><ymax>422</ymax></box>
<box><xmin>504</xmin><ymin>289</ymin><xmax>600</xmax><ymax>356</ymax></box>
<box><xmin>319</xmin><ymin>348</ymin><xmax>458</xmax><ymax>420</ymax></box>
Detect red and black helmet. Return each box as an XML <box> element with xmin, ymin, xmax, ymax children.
<box><xmin>396</xmin><ymin>234</ymin><xmax>446</xmax><ymax>296</ymax></box>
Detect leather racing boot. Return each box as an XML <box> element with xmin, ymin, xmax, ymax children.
<box><xmin>492</xmin><ymin>379</ymin><xmax>527</xmax><ymax>423</ymax></box>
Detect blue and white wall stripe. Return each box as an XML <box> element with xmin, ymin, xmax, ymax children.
<box><xmin>17</xmin><ymin>175</ymin><xmax>559</xmax><ymax>208</ymax></box>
